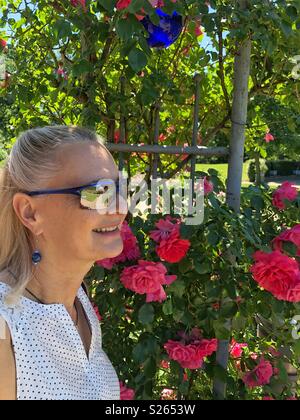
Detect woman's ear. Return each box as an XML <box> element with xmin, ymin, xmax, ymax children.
<box><xmin>12</xmin><ymin>193</ymin><xmax>41</xmax><ymax>235</ymax></box>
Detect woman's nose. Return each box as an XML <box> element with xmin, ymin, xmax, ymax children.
<box><xmin>97</xmin><ymin>190</ymin><xmax>128</xmax><ymax>216</ymax></box>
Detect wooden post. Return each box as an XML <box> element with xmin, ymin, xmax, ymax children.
<box><xmin>189</xmin><ymin>73</ymin><xmax>201</xmax><ymax>215</ymax></box>
<box><xmin>213</xmin><ymin>0</ymin><xmax>252</xmax><ymax>400</ymax></box>
<box><xmin>119</xmin><ymin>76</ymin><xmax>126</xmax><ymax>172</ymax></box>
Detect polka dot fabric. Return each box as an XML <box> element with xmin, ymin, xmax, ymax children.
<box><xmin>0</xmin><ymin>282</ymin><xmax>120</xmax><ymax>400</ymax></box>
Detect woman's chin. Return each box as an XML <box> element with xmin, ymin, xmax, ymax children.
<box><xmin>92</xmin><ymin>237</ymin><xmax>124</xmax><ymax>260</ymax></box>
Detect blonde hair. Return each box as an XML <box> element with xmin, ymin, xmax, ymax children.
<box><xmin>0</xmin><ymin>125</ymin><xmax>107</xmax><ymax>306</ymax></box>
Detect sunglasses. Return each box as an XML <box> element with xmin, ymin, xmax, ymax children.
<box><xmin>25</xmin><ymin>178</ymin><xmax>122</xmax><ymax>211</ymax></box>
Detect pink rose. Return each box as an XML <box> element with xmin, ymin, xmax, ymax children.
<box><xmin>146</xmin><ymin>285</ymin><xmax>167</xmax><ymax>303</ymax></box>
<box><xmin>149</xmin><ymin>0</ymin><xmax>165</xmax><ymax>7</ymax></box>
<box><xmin>230</xmin><ymin>339</ymin><xmax>248</xmax><ymax>359</ymax></box>
<box><xmin>164</xmin><ymin>338</ymin><xmax>217</xmax><ymax>370</ymax></box>
<box><xmin>120</xmin><ymin>260</ymin><xmax>176</xmax><ymax>302</ymax></box>
<box><xmin>265</xmin><ymin>133</ymin><xmax>275</xmax><ymax>143</ymax></box>
<box><xmin>156</xmin><ymin>229</ymin><xmax>191</xmax><ymax>263</ymax></box>
<box><xmin>250</xmin><ymin>250</ymin><xmax>300</xmax><ymax>302</ymax></box>
<box><xmin>273</xmin><ymin>224</ymin><xmax>300</xmax><ymax>256</ymax></box>
<box><xmin>161</xmin><ymin>388</ymin><xmax>177</xmax><ymax>400</ymax></box>
<box><xmin>204</xmin><ymin>176</ymin><xmax>214</xmax><ymax>195</ymax></box>
<box><xmin>70</xmin><ymin>0</ymin><xmax>87</xmax><ymax>11</ymax></box>
<box><xmin>119</xmin><ymin>381</ymin><xmax>135</xmax><ymax>400</ymax></box>
<box><xmin>195</xmin><ymin>23</ymin><xmax>204</xmax><ymax>37</ymax></box>
<box><xmin>286</xmin><ymin>280</ymin><xmax>300</xmax><ymax>302</ymax></box>
<box><xmin>272</xmin><ymin>182</ymin><xmax>298</xmax><ymax>210</ymax></box>
<box><xmin>149</xmin><ymin>215</ymin><xmax>181</xmax><ymax>243</ymax></box>
<box><xmin>243</xmin><ymin>358</ymin><xmax>273</xmax><ymax>388</ymax></box>
<box><xmin>164</xmin><ymin>340</ymin><xmax>197</xmax><ymax>366</ymax></box>
<box><xmin>92</xmin><ymin>304</ymin><xmax>102</xmax><ymax>322</ymax></box>
<box><xmin>160</xmin><ymin>360</ymin><xmax>170</xmax><ymax>369</ymax></box>
<box><xmin>195</xmin><ymin>339</ymin><xmax>218</xmax><ymax>359</ymax></box>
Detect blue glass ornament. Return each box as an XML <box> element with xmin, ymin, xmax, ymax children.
<box><xmin>32</xmin><ymin>250</ymin><xmax>42</xmax><ymax>265</ymax></box>
<box><xmin>141</xmin><ymin>9</ymin><xmax>183</xmax><ymax>49</ymax></box>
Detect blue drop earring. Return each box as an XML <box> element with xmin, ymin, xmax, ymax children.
<box><xmin>32</xmin><ymin>238</ymin><xmax>42</xmax><ymax>265</ymax></box>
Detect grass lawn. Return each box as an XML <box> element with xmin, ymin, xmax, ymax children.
<box><xmin>195</xmin><ymin>162</ymin><xmax>250</xmax><ymax>184</ymax></box>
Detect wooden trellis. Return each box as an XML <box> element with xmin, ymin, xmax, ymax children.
<box><xmin>105</xmin><ymin>73</ymin><xmax>229</xmax><ymax>186</ymax></box>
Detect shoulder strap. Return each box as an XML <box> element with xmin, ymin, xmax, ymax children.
<box><xmin>81</xmin><ymin>281</ymin><xmax>89</xmax><ymax>297</ymax></box>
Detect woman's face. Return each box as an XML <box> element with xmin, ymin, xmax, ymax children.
<box><xmin>18</xmin><ymin>142</ymin><xmax>128</xmax><ymax>265</ymax></box>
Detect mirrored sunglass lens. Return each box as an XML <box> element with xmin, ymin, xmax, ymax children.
<box><xmin>80</xmin><ymin>183</ymin><xmax>116</xmax><ymax>210</ymax></box>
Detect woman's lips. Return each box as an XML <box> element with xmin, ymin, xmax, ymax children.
<box><xmin>92</xmin><ymin>226</ymin><xmax>121</xmax><ymax>237</ymax></box>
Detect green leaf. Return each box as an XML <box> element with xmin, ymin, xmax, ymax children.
<box><xmin>98</xmin><ymin>0</ymin><xmax>116</xmax><ymax>12</ymax></box>
<box><xmin>178</xmin><ymin>381</ymin><xmax>189</xmax><ymax>396</ymax></box>
<box><xmin>173</xmin><ymin>308</ymin><xmax>184</xmax><ymax>322</ymax></box>
<box><xmin>207</xmin><ymin>231</ymin><xmax>220</xmax><ymax>246</ymax></box>
<box><xmin>213</xmin><ymin>320</ymin><xmax>231</xmax><ymax>340</ymax></box>
<box><xmin>280</xmin><ymin>19</ymin><xmax>293</xmax><ymax>37</ymax></box>
<box><xmin>143</xmin><ymin>357</ymin><xmax>157</xmax><ymax>377</ymax></box>
<box><xmin>179</xmin><ymin>258</ymin><xmax>192</xmax><ymax>274</ymax></box>
<box><xmin>195</xmin><ymin>261</ymin><xmax>211</xmax><ymax>274</ymax></box>
<box><xmin>293</xmin><ymin>340</ymin><xmax>300</xmax><ymax>357</ymax></box>
<box><xmin>128</xmin><ymin>48</ymin><xmax>148</xmax><ymax>73</ymax></box>
<box><xmin>72</xmin><ymin>60</ymin><xmax>94</xmax><ymax>77</ymax></box>
<box><xmin>250</xmin><ymin>195</ymin><xmax>264</xmax><ymax>210</ymax></box>
<box><xmin>53</xmin><ymin>19</ymin><xmax>72</xmax><ymax>40</ymax></box>
<box><xmin>128</xmin><ymin>0</ymin><xmax>146</xmax><ymax>13</ymax></box>
<box><xmin>220</xmin><ymin>302</ymin><xmax>238</xmax><ymax>319</ymax></box>
<box><xmin>286</xmin><ymin>6</ymin><xmax>298</xmax><ymax>21</ymax></box>
<box><xmin>116</xmin><ymin>15</ymin><xmax>143</xmax><ymax>42</ymax></box>
<box><xmin>138</xmin><ymin>304</ymin><xmax>155</xmax><ymax>325</ymax></box>
<box><xmin>167</xmin><ymin>280</ymin><xmax>185</xmax><ymax>298</ymax></box>
<box><xmin>162</xmin><ymin>299</ymin><xmax>173</xmax><ymax>315</ymax></box>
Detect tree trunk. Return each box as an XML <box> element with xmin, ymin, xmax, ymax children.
<box><xmin>213</xmin><ymin>0</ymin><xmax>252</xmax><ymax>400</ymax></box>
<box><xmin>254</xmin><ymin>152</ymin><xmax>262</xmax><ymax>186</ymax></box>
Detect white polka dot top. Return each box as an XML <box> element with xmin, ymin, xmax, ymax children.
<box><xmin>0</xmin><ymin>282</ymin><xmax>120</xmax><ymax>400</ymax></box>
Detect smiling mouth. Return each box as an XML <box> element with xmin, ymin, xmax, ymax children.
<box><xmin>92</xmin><ymin>223</ymin><xmax>122</xmax><ymax>234</ymax></box>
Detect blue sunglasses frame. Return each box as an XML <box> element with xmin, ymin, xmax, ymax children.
<box><xmin>25</xmin><ymin>179</ymin><xmax>120</xmax><ymax>198</ymax></box>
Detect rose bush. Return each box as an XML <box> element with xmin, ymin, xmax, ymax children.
<box><xmin>84</xmin><ymin>173</ymin><xmax>300</xmax><ymax>400</ymax></box>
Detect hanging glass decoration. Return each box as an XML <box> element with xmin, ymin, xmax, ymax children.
<box><xmin>141</xmin><ymin>9</ymin><xmax>183</xmax><ymax>49</ymax></box>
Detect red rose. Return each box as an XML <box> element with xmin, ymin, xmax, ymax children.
<box><xmin>0</xmin><ymin>39</ymin><xmax>7</xmax><ymax>49</ymax></box>
<box><xmin>250</xmin><ymin>250</ymin><xmax>300</xmax><ymax>301</ymax></box>
<box><xmin>119</xmin><ymin>381</ymin><xmax>135</xmax><ymax>400</ymax></box>
<box><xmin>243</xmin><ymin>358</ymin><xmax>273</xmax><ymax>388</ymax></box>
<box><xmin>116</xmin><ymin>0</ymin><xmax>131</xmax><ymax>10</ymax></box>
<box><xmin>156</xmin><ymin>229</ymin><xmax>190</xmax><ymax>263</ymax></box>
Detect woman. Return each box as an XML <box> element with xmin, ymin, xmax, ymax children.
<box><xmin>0</xmin><ymin>125</ymin><xmax>128</xmax><ymax>400</ymax></box>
